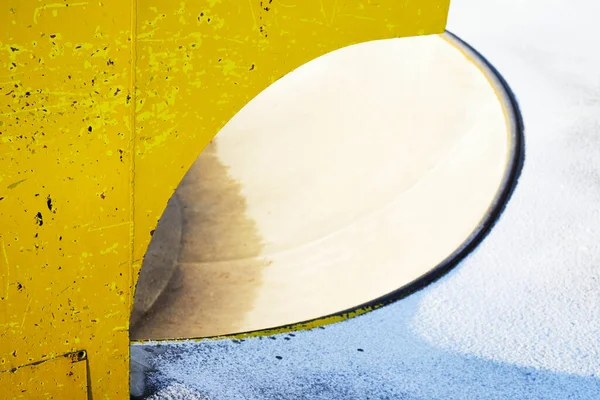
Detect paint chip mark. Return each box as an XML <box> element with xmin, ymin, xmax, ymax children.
<box><xmin>275</xmin><ymin>356</ymin><xmax>283</xmax><ymax>360</ymax></box>
<box><xmin>35</xmin><ymin>212</ymin><xmax>43</xmax><ymax>226</ymax></box>
<box><xmin>7</xmin><ymin>179</ymin><xmax>26</xmax><ymax>189</ymax></box>
<box><xmin>88</xmin><ymin>126</ymin><xmax>92</xmax><ymax>133</ymax></box>
<box><xmin>33</xmin><ymin>2</ymin><xmax>89</xmax><ymax>24</ymax></box>
<box><xmin>46</xmin><ymin>195</ymin><xmax>53</xmax><ymax>211</ymax></box>
<box><xmin>150</xmin><ymin>230</ymin><xmax>155</xmax><ymax>236</ymax></box>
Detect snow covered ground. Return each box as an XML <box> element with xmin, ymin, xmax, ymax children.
<box><xmin>134</xmin><ymin>0</ymin><xmax>600</xmax><ymax>398</ymax></box>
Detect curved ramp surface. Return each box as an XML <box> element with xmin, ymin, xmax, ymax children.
<box><xmin>131</xmin><ymin>33</ymin><xmax>513</xmax><ymax>340</ymax></box>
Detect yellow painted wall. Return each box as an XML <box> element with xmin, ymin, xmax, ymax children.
<box><xmin>1</xmin><ymin>0</ymin><xmax>450</xmax><ymax>397</ymax></box>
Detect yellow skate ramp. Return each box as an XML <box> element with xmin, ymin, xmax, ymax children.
<box><xmin>0</xmin><ymin>0</ymin><xmax>450</xmax><ymax>397</ymax></box>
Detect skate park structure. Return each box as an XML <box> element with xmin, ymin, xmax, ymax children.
<box><xmin>0</xmin><ymin>0</ymin><xmax>453</xmax><ymax>398</ymax></box>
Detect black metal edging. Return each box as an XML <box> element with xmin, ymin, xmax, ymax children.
<box><xmin>134</xmin><ymin>30</ymin><xmax>526</xmax><ymax>344</ymax></box>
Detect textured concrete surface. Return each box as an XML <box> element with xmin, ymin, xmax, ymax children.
<box><xmin>134</xmin><ymin>0</ymin><xmax>600</xmax><ymax>398</ymax></box>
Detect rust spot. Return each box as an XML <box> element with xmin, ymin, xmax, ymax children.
<box><xmin>150</xmin><ymin>230</ymin><xmax>155</xmax><ymax>236</ymax></box>
<box><xmin>100</xmin><ymin>193</ymin><xmax>105</xmax><ymax>199</ymax></box>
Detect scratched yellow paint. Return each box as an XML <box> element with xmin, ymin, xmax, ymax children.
<box><xmin>1</xmin><ymin>0</ymin><xmax>449</xmax><ymax>397</ymax></box>
<box><xmin>0</xmin><ymin>351</ymin><xmax>88</xmax><ymax>399</ymax></box>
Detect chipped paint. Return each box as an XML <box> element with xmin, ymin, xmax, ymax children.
<box><xmin>6</xmin><ymin>179</ymin><xmax>27</xmax><ymax>189</ymax></box>
<box><xmin>1</xmin><ymin>0</ymin><xmax>449</xmax><ymax>397</ymax></box>
<box><xmin>33</xmin><ymin>2</ymin><xmax>89</xmax><ymax>25</ymax></box>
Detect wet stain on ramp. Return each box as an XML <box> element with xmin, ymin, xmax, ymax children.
<box><xmin>131</xmin><ymin>141</ymin><xmax>265</xmax><ymax>340</ymax></box>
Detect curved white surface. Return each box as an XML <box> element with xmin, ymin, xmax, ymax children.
<box><xmin>133</xmin><ymin>34</ymin><xmax>511</xmax><ymax>339</ymax></box>
<box><xmin>211</xmin><ymin>34</ymin><xmax>509</xmax><ymax>331</ymax></box>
